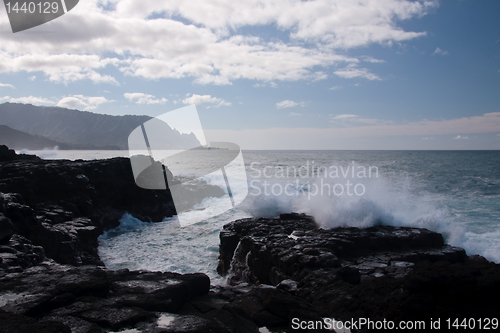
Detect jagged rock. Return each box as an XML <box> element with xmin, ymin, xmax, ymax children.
<box><xmin>218</xmin><ymin>213</ymin><xmax>500</xmax><ymax>323</ymax></box>
<box><xmin>218</xmin><ymin>213</ymin><xmax>459</xmax><ymax>284</ymax></box>
<box><xmin>0</xmin><ymin>235</ymin><xmax>45</xmax><ymax>275</ymax></box>
<box><xmin>225</xmin><ymin>285</ymin><xmax>324</xmax><ymax>330</ymax></box>
<box><xmin>178</xmin><ymin>283</ymin><xmax>326</xmax><ymax>333</ymax></box>
<box><xmin>0</xmin><ymin>148</ymin><xmax>177</xmax><ymax>265</ymax></box>
<box><xmin>0</xmin><ymin>145</ymin><xmax>39</xmax><ymax>162</ymax></box>
<box><xmin>0</xmin><ymin>215</ymin><xmax>14</xmax><ymax>243</ymax></box>
<box><xmin>0</xmin><ymin>145</ymin><xmax>17</xmax><ymax>162</ymax></box>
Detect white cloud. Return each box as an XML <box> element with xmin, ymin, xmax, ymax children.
<box><xmin>121</xmin><ymin>38</ymin><xmax>353</xmax><ymax>85</ymax></box>
<box><xmin>253</xmin><ymin>82</ymin><xmax>278</xmax><ymax>88</ymax></box>
<box><xmin>288</xmin><ymin>112</ymin><xmax>301</xmax><ymax>116</ymax></box>
<box><xmin>332</xmin><ymin>114</ymin><xmax>358</xmax><ymax>120</ymax></box>
<box><xmin>117</xmin><ymin>0</ymin><xmax>435</xmax><ymax>48</ymax></box>
<box><xmin>0</xmin><ymin>0</ymin><xmax>436</xmax><ymax>85</ymax></box>
<box><xmin>0</xmin><ymin>53</ymin><xmax>119</xmax><ymax>84</ymax></box>
<box><xmin>182</xmin><ymin>94</ymin><xmax>231</xmax><ymax>107</ymax></box>
<box><xmin>0</xmin><ymin>95</ymin><xmax>112</xmax><ymax>111</ymax></box>
<box><xmin>124</xmin><ymin>93</ymin><xmax>168</xmax><ymax>105</ymax></box>
<box><xmin>432</xmin><ymin>47</ymin><xmax>449</xmax><ymax>56</ymax></box>
<box><xmin>0</xmin><ymin>83</ymin><xmax>15</xmax><ymax>89</ymax></box>
<box><xmin>334</xmin><ymin>65</ymin><xmax>382</xmax><ymax>80</ymax></box>
<box><xmin>312</xmin><ymin>71</ymin><xmax>329</xmax><ymax>81</ymax></box>
<box><xmin>0</xmin><ymin>95</ymin><xmax>55</xmax><ymax>105</ymax></box>
<box><xmin>28</xmin><ymin>76</ymin><xmax>36</xmax><ymax>81</ymax></box>
<box><xmin>57</xmin><ymin>95</ymin><xmax>110</xmax><ymax>110</ymax></box>
<box><xmin>276</xmin><ymin>100</ymin><xmax>306</xmax><ymax>109</ymax></box>
<box><xmin>362</xmin><ymin>56</ymin><xmax>385</xmax><ymax>63</ymax></box>
<box><xmin>329</xmin><ymin>86</ymin><xmax>342</xmax><ymax>90</ymax></box>
<box><xmin>0</xmin><ymin>94</ymin><xmax>109</xmax><ymax>110</ymax></box>
<box><xmin>421</xmin><ymin>137</ymin><xmax>434</xmax><ymax>140</ymax></box>
<box><xmin>452</xmin><ymin>135</ymin><xmax>469</xmax><ymax>140</ymax></box>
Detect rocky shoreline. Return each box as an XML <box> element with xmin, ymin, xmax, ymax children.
<box><xmin>1</xmin><ymin>145</ymin><xmax>499</xmax><ymax>332</ymax></box>
<box><xmin>218</xmin><ymin>214</ymin><xmax>500</xmax><ymax>324</ymax></box>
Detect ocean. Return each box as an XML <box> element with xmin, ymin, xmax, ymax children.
<box><xmin>20</xmin><ymin>149</ymin><xmax>500</xmax><ymax>284</ymax></box>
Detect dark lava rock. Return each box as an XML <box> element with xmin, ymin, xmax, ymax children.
<box><xmin>0</xmin><ymin>145</ymin><xmax>39</xmax><ymax>162</ymax></box>
<box><xmin>0</xmin><ymin>262</ymin><xmax>213</xmax><ymax>332</ymax></box>
<box><xmin>0</xmin><ymin>148</ymin><xmax>177</xmax><ymax>265</ymax></box>
<box><xmin>0</xmin><ymin>214</ymin><xmax>14</xmax><ymax>243</ymax></box>
<box><xmin>0</xmin><ymin>311</ymin><xmax>71</xmax><ymax>333</ymax></box>
<box><xmin>0</xmin><ymin>145</ymin><xmax>19</xmax><ymax>162</ymax></box>
<box><xmin>175</xmin><ymin>283</ymin><xmax>327</xmax><ymax>333</ymax></box>
<box><xmin>218</xmin><ymin>213</ymin><xmax>500</xmax><ymax>325</ymax></box>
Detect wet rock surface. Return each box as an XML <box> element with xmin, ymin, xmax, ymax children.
<box><xmin>219</xmin><ymin>213</ymin><xmax>500</xmax><ymax>325</ymax></box>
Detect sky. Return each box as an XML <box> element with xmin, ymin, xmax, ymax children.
<box><xmin>0</xmin><ymin>0</ymin><xmax>499</xmax><ymax>150</ymax></box>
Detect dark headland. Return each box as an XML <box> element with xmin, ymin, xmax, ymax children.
<box><xmin>0</xmin><ymin>103</ymin><xmax>201</xmax><ymax>150</ymax></box>
<box><xmin>0</xmin><ymin>145</ymin><xmax>499</xmax><ymax>332</ymax></box>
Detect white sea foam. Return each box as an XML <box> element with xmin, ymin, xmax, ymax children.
<box><xmin>18</xmin><ymin>149</ymin><xmax>129</xmax><ymax>160</ymax></box>
<box><xmin>98</xmin><ymin>209</ymin><xmax>252</xmax><ymax>285</ymax></box>
<box><xmin>92</xmin><ymin>150</ymin><xmax>500</xmax><ymax>277</ymax></box>
<box><xmin>19</xmin><ymin>147</ymin><xmax>61</xmax><ymax>159</ymax></box>
<box><xmin>240</xmin><ymin>170</ymin><xmax>498</xmax><ymax>262</ymax></box>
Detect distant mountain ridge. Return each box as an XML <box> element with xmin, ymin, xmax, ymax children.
<box><xmin>0</xmin><ymin>103</ymin><xmax>200</xmax><ymax>150</ymax></box>
<box><xmin>0</xmin><ymin>125</ymin><xmax>120</xmax><ymax>150</ymax></box>
<box><xmin>0</xmin><ymin>125</ymin><xmax>71</xmax><ymax>150</ymax></box>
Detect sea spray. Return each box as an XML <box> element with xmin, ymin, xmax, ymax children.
<box><xmin>95</xmin><ymin>150</ymin><xmax>500</xmax><ymax>275</ymax></box>
<box><xmin>241</xmin><ymin>160</ymin><xmax>494</xmax><ymax>262</ymax></box>
<box><xmin>19</xmin><ymin>147</ymin><xmax>60</xmax><ymax>159</ymax></box>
